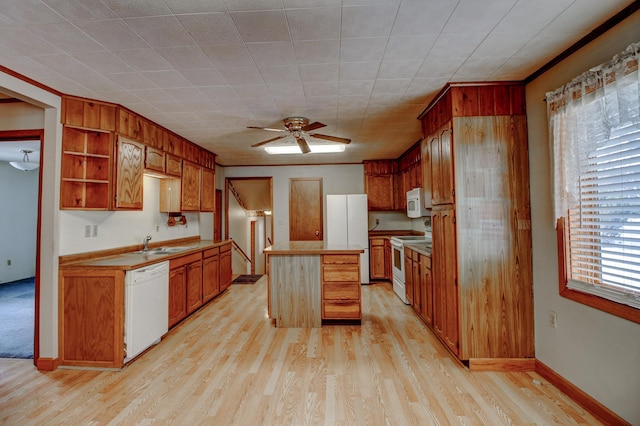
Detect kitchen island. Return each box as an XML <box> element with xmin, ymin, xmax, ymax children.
<box><xmin>264</xmin><ymin>241</ymin><xmax>364</xmax><ymax>327</ymax></box>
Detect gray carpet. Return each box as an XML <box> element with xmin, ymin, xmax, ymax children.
<box><xmin>0</xmin><ymin>278</ymin><xmax>34</xmax><ymax>359</ymax></box>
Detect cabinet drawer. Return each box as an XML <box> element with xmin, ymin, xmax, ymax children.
<box><xmin>204</xmin><ymin>247</ymin><xmax>219</xmax><ymax>258</ymax></box>
<box><xmin>323</xmin><ymin>301</ymin><xmax>361</xmax><ymax>319</ymax></box>
<box><xmin>323</xmin><ymin>254</ymin><xmax>358</xmax><ymax>264</ymax></box>
<box><xmin>370</xmin><ymin>238</ymin><xmax>385</xmax><ymax>247</ymax></box>
<box><xmin>322</xmin><ymin>264</ymin><xmax>359</xmax><ymax>282</ymax></box>
<box><xmin>323</xmin><ymin>282</ymin><xmax>359</xmax><ymax>300</ymax></box>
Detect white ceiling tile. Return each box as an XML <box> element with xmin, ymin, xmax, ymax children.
<box><xmin>180</xmin><ymin>68</ymin><xmax>227</xmax><ymax>86</ymax></box>
<box><xmin>337</xmin><ymin>96</ymin><xmax>370</xmax><ymax>108</ymax></box>
<box><xmin>472</xmin><ymin>31</ymin><xmax>536</xmax><ymax>58</ymax></box>
<box><xmin>405</xmin><ymin>77</ymin><xmax>447</xmax><ymax>97</ymax></box>
<box><xmin>546</xmin><ymin>0</ymin><xmax>633</xmax><ymax>34</ymax></box>
<box><xmin>339</xmin><ymin>61</ymin><xmax>380</xmax><ymax>81</ymax></box>
<box><xmin>223</xmin><ymin>0</ymin><xmax>284</xmax><ymax>12</ymax></box>
<box><xmin>163</xmin><ymin>0</ymin><xmax>227</xmax><ymax>14</ymax></box>
<box><xmin>340</xmin><ymin>38</ymin><xmax>388</xmax><ymax>62</ymax></box>
<box><xmin>372</xmin><ymin>78</ymin><xmax>410</xmax><ymax>95</ymax></box>
<box><xmin>42</xmin><ymin>0</ymin><xmax>117</xmax><ymax>20</ymax></box>
<box><xmin>125</xmin><ymin>16</ymin><xmax>196</xmax><ymax>48</ymax></box>
<box><xmin>130</xmin><ymin>88</ymin><xmax>171</xmax><ymax>103</ymax></box>
<box><xmin>293</xmin><ymin>40</ymin><xmax>340</xmax><ymax>64</ymax></box>
<box><xmin>415</xmin><ymin>56</ymin><xmax>465</xmax><ymax>78</ymax></box>
<box><xmin>306</xmin><ymin>95</ymin><xmax>338</xmax><ymax>109</ymax></box>
<box><xmin>113</xmin><ymin>48</ymin><xmax>174</xmax><ymax>71</ymax></box>
<box><xmin>273</xmin><ymin>96</ymin><xmax>308</xmax><ymax>110</ymax></box>
<box><xmin>26</xmin><ymin>23</ymin><xmax>105</xmax><ymax>54</ymax></box>
<box><xmin>391</xmin><ymin>0</ymin><xmax>458</xmax><ymax>35</ymax></box>
<box><xmin>75</xmin><ymin>19</ymin><xmax>149</xmax><ymax>50</ymax></box>
<box><xmin>0</xmin><ymin>0</ymin><xmax>65</xmax><ymax>25</ymax></box>
<box><xmin>0</xmin><ymin>13</ymin><xmax>18</xmax><ymax>26</ymax></box>
<box><xmin>383</xmin><ymin>35</ymin><xmax>437</xmax><ymax>61</ymax></box>
<box><xmin>177</xmin><ymin>13</ymin><xmax>243</xmax><ymax>45</ymax></box>
<box><xmin>230</xmin><ymin>10</ymin><xmax>291</xmax><ymax>42</ymax></box>
<box><xmin>0</xmin><ymin>28</ymin><xmax>62</xmax><ymax>56</ymax></box>
<box><xmin>493</xmin><ymin>0</ymin><xmax>574</xmax><ymax>33</ymax></box>
<box><xmin>104</xmin><ymin>72</ymin><xmax>157</xmax><ymax>90</ymax></box>
<box><xmin>455</xmin><ymin>57</ymin><xmax>509</xmax><ymax>78</ymax></box>
<box><xmin>201</xmin><ymin>44</ymin><xmax>255</xmax><ymax>68</ymax></box>
<box><xmin>163</xmin><ymin>87</ymin><xmax>207</xmax><ymax>102</ymax></box>
<box><xmin>377</xmin><ymin>60</ymin><xmax>421</xmax><ymax>79</ymax></box>
<box><xmin>199</xmin><ymin>85</ymin><xmax>240</xmax><ymax>100</ymax></box>
<box><xmin>268</xmin><ymin>83</ymin><xmax>305</xmax><ymax>98</ymax></box>
<box><xmin>219</xmin><ymin>67</ymin><xmax>265</xmax><ymax>85</ymax></box>
<box><xmin>298</xmin><ymin>63</ymin><xmax>339</xmax><ymax>83</ymax></box>
<box><xmin>258</xmin><ymin>65</ymin><xmax>301</xmax><ymax>84</ymax></box>
<box><xmin>156</xmin><ymin>46</ymin><xmax>214</xmax><ymax>70</ymax></box>
<box><xmin>286</xmin><ymin>7</ymin><xmax>341</xmax><ymax>41</ymax></box>
<box><xmin>339</xmin><ymin>80</ymin><xmax>374</xmax><ymax>96</ymax></box>
<box><xmin>283</xmin><ymin>0</ymin><xmax>341</xmax><ymax>7</ymax></box>
<box><xmin>70</xmin><ymin>72</ymin><xmax>122</xmax><ymax>91</ymax></box>
<box><xmin>93</xmin><ymin>89</ymin><xmax>144</xmax><ymax>104</ymax></box>
<box><xmin>72</xmin><ymin>51</ymin><xmax>135</xmax><ymax>74</ymax></box>
<box><xmin>304</xmin><ymin>81</ymin><xmax>339</xmax><ymax>97</ymax></box>
<box><xmin>341</xmin><ymin>4</ymin><xmax>398</xmax><ymax>38</ymax></box>
<box><xmin>246</xmin><ymin>42</ymin><xmax>297</xmax><ymax>66</ymax></box>
<box><xmin>141</xmin><ymin>70</ymin><xmax>192</xmax><ymax>88</ymax></box>
<box><xmin>31</xmin><ymin>54</ymin><xmax>96</xmax><ymax>77</ymax></box>
<box><xmin>516</xmin><ymin>31</ymin><xmax>582</xmax><ymax>63</ymax></box>
<box><xmin>100</xmin><ymin>0</ymin><xmax>171</xmax><ymax>18</ymax></box>
<box><xmin>428</xmin><ymin>33</ymin><xmax>485</xmax><ymax>58</ymax></box>
<box><xmin>442</xmin><ymin>0</ymin><xmax>518</xmax><ymax>34</ymax></box>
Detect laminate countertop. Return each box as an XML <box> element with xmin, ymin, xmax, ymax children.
<box><xmin>60</xmin><ymin>239</ymin><xmax>231</xmax><ymax>270</ymax></box>
<box><xmin>264</xmin><ymin>241</ymin><xmax>364</xmax><ymax>255</ymax></box>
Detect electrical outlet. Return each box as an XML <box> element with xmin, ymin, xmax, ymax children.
<box><xmin>92</xmin><ymin>225</ymin><xmax>98</xmax><ymax>237</ymax></box>
<box><xmin>155</xmin><ymin>223</ymin><xmax>160</xmax><ymax>232</ymax></box>
<box><xmin>84</xmin><ymin>225</ymin><xmax>91</xmax><ymax>238</ymax></box>
<box><xmin>6</xmin><ymin>259</ymin><xmax>11</xmax><ymax>266</ymax></box>
<box><xmin>376</xmin><ymin>219</ymin><xmax>380</xmax><ymax>225</ymax></box>
<box><xmin>549</xmin><ymin>310</ymin><xmax>558</xmax><ymax>328</ymax></box>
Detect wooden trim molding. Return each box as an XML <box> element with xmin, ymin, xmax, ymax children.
<box><xmin>535</xmin><ymin>360</ymin><xmax>631</xmax><ymax>426</ymax></box>
<box><xmin>35</xmin><ymin>357</ymin><xmax>60</xmax><ymax>371</ymax></box>
<box><xmin>556</xmin><ymin>218</ymin><xmax>640</xmax><ymax>324</ymax></box>
<box><xmin>468</xmin><ymin>358</ymin><xmax>535</xmax><ymax>372</ymax></box>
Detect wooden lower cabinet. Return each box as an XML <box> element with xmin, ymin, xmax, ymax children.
<box><xmin>219</xmin><ymin>242</ymin><xmax>232</xmax><ymax>292</ymax></box>
<box><xmin>321</xmin><ymin>254</ymin><xmax>361</xmax><ymax>320</ymax></box>
<box><xmin>168</xmin><ymin>262</ymin><xmax>187</xmax><ymax>328</ymax></box>
<box><xmin>420</xmin><ymin>254</ymin><xmax>433</xmax><ymax>327</ymax></box>
<box><xmin>186</xmin><ymin>256</ymin><xmax>203</xmax><ymax>314</ymax></box>
<box><xmin>404</xmin><ymin>247</ymin><xmax>414</xmax><ymax>305</ymax></box>
<box><xmin>59</xmin><ymin>268</ymin><xmax>125</xmax><ymax>369</ymax></box>
<box><xmin>202</xmin><ymin>247</ymin><xmax>220</xmax><ymax>302</ymax></box>
<box><xmin>369</xmin><ymin>238</ymin><xmax>387</xmax><ymax>280</ymax></box>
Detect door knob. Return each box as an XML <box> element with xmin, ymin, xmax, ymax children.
<box><xmin>315</xmin><ymin>230</ymin><xmax>319</xmax><ymax>236</ymax></box>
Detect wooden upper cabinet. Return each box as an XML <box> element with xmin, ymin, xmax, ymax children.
<box><xmin>114</xmin><ymin>136</ymin><xmax>144</xmax><ymax>210</ymax></box>
<box><xmin>200</xmin><ymin>167</ymin><xmax>215</xmax><ymax>212</ymax></box>
<box><xmin>62</xmin><ymin>97</ymin><xmax>116</xmax><ymax>132</ymax></box>
<box><xmin>60</xmin><ymin>127</ymin><xmax>112</xmax><ymax>210</ymax></box>
<box><xmin>421</xmin><ymin>137</ymin><xmax>433</xmax><ymax>210</ymax></box>
<box><xmin>145</xmin><ymin>146</ymin><xmax>165</xmax><ymax>173</ymax></box>
<box><xmin>165</xmin><ymin>153</ymin><xmax>182</xmax><ymax>177</ymax></box>
<box><xmin>116</xmin><ymin>108</ymin><xmax>144</xmax><ymax>142</ymax></box>
<box><xmin>181</xmin><ymin>160</ymin><xmax>201</xmax><ymax>211</ymax></box>
<box><xmin>363</xmin><ymin>160</ymin><xmax>396</xmax><ymax>211</ymax></box>
<box><xmin>430</xmin><ymin>123</ymin><xmax>455</xmax><ymax>206</ymax></box>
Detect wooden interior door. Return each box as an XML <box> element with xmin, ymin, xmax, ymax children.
<box><xmin>215</xmin><ymin>189</ymin><xmax>222</xmax><ymax>242</ymax></box>
<box><xmin>289</xmin><ymin>178</ymin><xmax>323</xmax><ymax>241</ymax></box>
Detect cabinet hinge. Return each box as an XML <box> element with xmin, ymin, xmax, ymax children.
<box><xmin>452</xmin><ymin>217</ymin><xmax>456</xmax><ymax>224</ymax></box>
<box><xmin>452</xmin><ymin>189</ymin><xmax>455</xmax><ymax>197</ymax></box>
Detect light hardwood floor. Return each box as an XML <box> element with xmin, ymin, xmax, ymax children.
<box><xmin>0</xmin><ymin>278</ymin><xmax>599</xmax><ymax>425</ymax></box>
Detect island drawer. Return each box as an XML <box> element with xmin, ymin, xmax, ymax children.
<box><xmin>323</xmin><ymin>282</ymin><xmax>359</xmax><ymax>300</ymax></box>
<box><xmin>322</xmin><ymin>254</ymin><xmax>358</xmax><ymax>264</ymax></box>
<box><xmin>323</xmin><ymin>301</ymin><xmax>361</xmax><ymax>319</ymax></box>
<box><xmin>322</xmin><ymin>264</ymin><xmax>359</xmax><ymax>282</ymax></box>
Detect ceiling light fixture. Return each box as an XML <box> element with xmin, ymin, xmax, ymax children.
<box><xmin>9</xmin><ymin>149</ymin><xmax>39</xmax><ymax>171</ymax></box>
<box><xmin>264</xmin><ymin>144</ymin><xmax>346</xmax><ymax>155</ymax></box>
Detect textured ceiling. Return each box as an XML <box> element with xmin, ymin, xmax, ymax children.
<box><xmin>0</xmin><ymin>0</ymin><xmax>634</xmax><ymax>166</ymax></box>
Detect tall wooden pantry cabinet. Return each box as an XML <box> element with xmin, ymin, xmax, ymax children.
<box><xmin>418</xmin><ymin>82</ymin><xmax>534</xmax><ymax>368</ymax></box>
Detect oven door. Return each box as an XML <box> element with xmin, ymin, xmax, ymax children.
<box><xmin>391</xmin><ymin>239</ymin><xmax>404</xmax><ymax>283</ymax></box>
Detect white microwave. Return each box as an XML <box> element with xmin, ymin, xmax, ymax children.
<box><xmin>406</xmin><ymin>188</ymin><xmax>428</xmax><ymax>218</ymax></box>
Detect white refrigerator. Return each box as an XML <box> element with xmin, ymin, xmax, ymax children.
<box><xmin>326</xmin><ymin>194</ymin><xmax>370</xmax><ymax>284</ymax></box>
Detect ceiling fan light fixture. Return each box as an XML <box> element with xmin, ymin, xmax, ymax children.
<box><xmin>264</xmin><ymin>143</ymin><xmax>345</xmax><ymax>155</ymax></box>
<box><xmin>9</xmin><ymin>149</ymin><xmax>39</xmax><ymax>171</ymax></box>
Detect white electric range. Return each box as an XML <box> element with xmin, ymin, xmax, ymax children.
<box><xmin>390</xmin><ymin>235</ymin><xmax>431</xmax><ymax>304</ymax></box>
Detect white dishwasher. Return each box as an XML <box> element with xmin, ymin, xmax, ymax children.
<box><xmin>124</xmin><ymin>261</ymin><xmax>169</xmax><ymax>363</ymax></box>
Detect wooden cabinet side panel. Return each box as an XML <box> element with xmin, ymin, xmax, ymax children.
<box><xmin>60</xmin><ymin>270</ymin><xmax>124</xmax><ymax>367</ymax></box>
<box><xmin>454</xmin><ymin>115</ymin><xmax>533</xmax><ymax>359</ymax></box>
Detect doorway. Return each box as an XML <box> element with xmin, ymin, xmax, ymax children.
<box><xmin>0</xmin><ymin>130</ymin><xmax>43</xmax><ymax>362</ymax></box>
<box><xmin>289</xmin><ymin>177</ymin><xmax>323</xmax><ymax>241</ymax></box>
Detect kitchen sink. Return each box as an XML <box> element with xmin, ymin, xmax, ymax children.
<box><xmin>136</xmin><ymin>246</ymin><xmax>195</xmax><ymax>255</ymax></box>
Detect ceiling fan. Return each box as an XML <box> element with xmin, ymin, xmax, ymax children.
<box><xmin>248</xmin><ymin>117</ymin><xmax>351</xmax><ymax>154</ymax></box>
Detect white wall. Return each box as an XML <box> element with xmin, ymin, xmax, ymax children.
<box><xmin>228</xmin><ymin>188</ymin><xmax>251</xmax><ymax>274</ymax></box>
<box><xmin>1</xmin><ymin>70</ymin><xmax>62</xmax><ymax>360</ymax></box>
<box><xmin>0</xmin><ymin>101</ymin><xmax>43</xmax><ymax>129</ymax></box>
<box><xmin>526</xmin><ymin>11</ymin><xmax>640</xmax><ymax>424</ymax></box>
<box><xmin>59</xmin><ymin>176</ymin><xmax>200</xmax><ymax>255</ymax></box>
<box><xmin>0</xmin><ymin>162</ymin><xmax>38</xmax><ymax>283</ymax></box>
<box><xmin>225</xmin><ymin>164</ymin><xmax>365</xmax><ymax>243</ymax></box>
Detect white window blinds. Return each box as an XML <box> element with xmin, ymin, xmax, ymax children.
<box><xmin>547</xmin><ymin>41</ymin><xmax>640</xmax><ymax>309</ymax></box>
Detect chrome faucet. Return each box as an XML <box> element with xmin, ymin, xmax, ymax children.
<box><xmin>143</xmin><ymin>235</ymin><xmax>152</xmax><ymax>251</ymax></box>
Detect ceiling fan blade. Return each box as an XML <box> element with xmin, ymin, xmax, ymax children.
<box><xmin>247</xmin><ymin>126</ymin><xmax>286</xmax><ymax>132</ymax></box>
<box><xmin>296</xmin><ymin>137</ymin><xmax>311</xmax><ymax>154</ymax></box>
<box><xmin>251</xmin><ymin>135</ymin><xmax>287</xmax><ymax>147</ymax></box>
<box><xmin>301</xmin><ymin>121</ymin><xmax>326</xmax><ymax>132</ymax></box>
<box><xmin>309</xmin><ymin>133</ymin><xmax>351</xmax><ymax>144</ymax></box>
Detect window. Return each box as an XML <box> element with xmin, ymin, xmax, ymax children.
<box><xmin>547</xmin><ymin>41</ymin><xmax>640</xmax><ymax>323</ymax></box>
